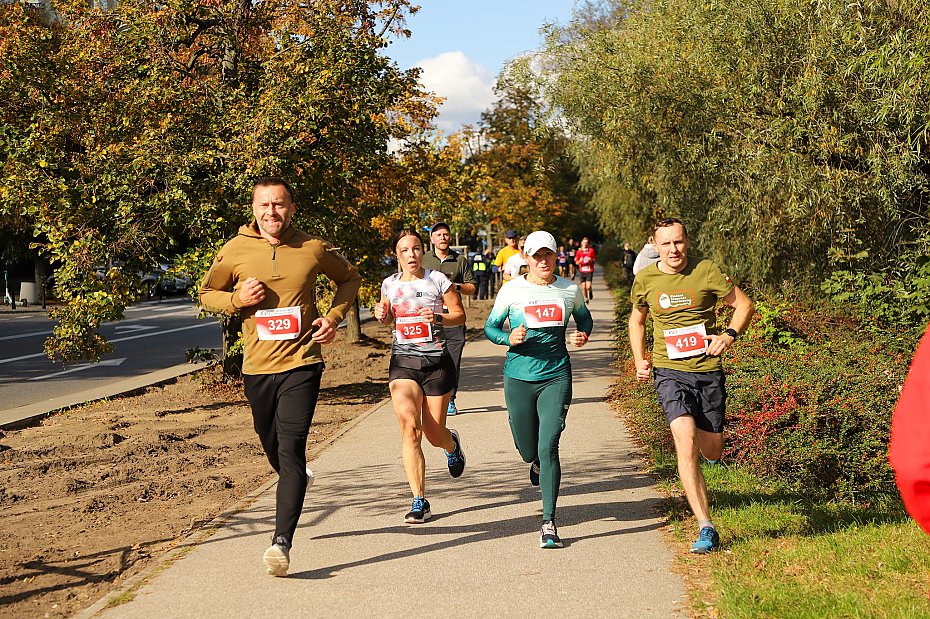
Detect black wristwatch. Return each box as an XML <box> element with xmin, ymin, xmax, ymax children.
<box><xmin>455</xmin><ymin>283</ymin><xmax>461</xmax><ymax>292</ymax></box>
<box><xmin>435</xmin><ymin>313</ymin><xmax>443</xmax><ymax>324</ymax></box>
<box><xmin>724</xmin><ymin>328</ymin><xmax>738</xmax><ymax>339</ymax></box>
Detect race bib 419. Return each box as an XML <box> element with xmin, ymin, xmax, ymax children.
<box><xmin>663</xmin><ymin>324</ymin><xmax>707</xmax><ymax>359</ymax></box>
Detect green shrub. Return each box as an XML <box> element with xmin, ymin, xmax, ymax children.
<box><xmin>821</xmin><ymin>229</ymin><xmax>930</xmax><ymax>353</ymax></box>
<box><xmin>611</xmin><ymin>275</ymin><xmax>910</xmax><ymax>501</ymax></box>
<box><xmin>726</xmin><ymin>304</ymin><xmax>909</xmax><ymax>500</ymax></box>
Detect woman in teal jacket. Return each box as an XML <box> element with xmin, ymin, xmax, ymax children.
<box><xmin>484</xmin><ymin>230</ymin><xmax>593</xmax><ymax>549</ymax></box>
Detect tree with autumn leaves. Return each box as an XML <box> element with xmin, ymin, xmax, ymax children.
<box><xmin>0</xmin><ymin>0</ymin><xmax>433</xmax><ymax>362</ymax></box>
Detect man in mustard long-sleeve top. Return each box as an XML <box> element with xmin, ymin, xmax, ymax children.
<box><xmin>199</xmin><ymin>177</ymin><xmax>361</xmax><ymax>577</ymax></box>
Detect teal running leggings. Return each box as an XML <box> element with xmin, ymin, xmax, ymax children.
<box><xmin>504</xmin><ymin>373</ymin><xmax>572</xmax><ymax>521</ymax></box>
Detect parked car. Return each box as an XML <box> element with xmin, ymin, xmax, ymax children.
<box><xmin>140</xmin><ymin>263</ymin><xmax>192</xmax><ymax>296</ymax></box>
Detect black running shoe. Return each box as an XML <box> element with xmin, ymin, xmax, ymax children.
<box><xmin>529</xmin><ymin>460</ymin><xmax>540</xmax><ymax>486</ymax></box>
<box><xmin>445</xmin><ymin>429</ymin><xmax>465</xmax><ymax>478</ymax></box>
<box><xmin>404</xmin><ymin>496</ymin><xmax>431</xmax><ymax>524</ymax></box>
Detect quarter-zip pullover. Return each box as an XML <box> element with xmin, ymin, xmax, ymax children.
<box><xmin>199</xmin><ymin>222</ymin><xmax>362</xmax><ymax>375</ymax></box>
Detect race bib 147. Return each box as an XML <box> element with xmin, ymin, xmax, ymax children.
<box><xmin>523</xmin><ymin>298</ymin><xmax>565</xmax><ymax>328</ymax></box>
<box><xmin>663</xmin><ymin>324</ymin><xmax>707</xmax><ymax>359</ymax></box>
<box><xmin>255</xmin><ymin>306</ymin><xmax>302</xmax><ymax>341</ymax></box>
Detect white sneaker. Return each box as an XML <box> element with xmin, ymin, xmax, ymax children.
<box><xmin>306</xmin><ymin>467</ymin><xmax>315</xmax><ymax>488</ymax></box>
<box><xmin>263</xmin><ymin>542</ymin><xmax>290</xmax><ymax>577</ymax></box>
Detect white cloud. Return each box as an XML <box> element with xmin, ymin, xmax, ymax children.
<box><xmin>416</xmin><ymin>51</ymin><xmax>496</xmax><ymax>132</ymax></box>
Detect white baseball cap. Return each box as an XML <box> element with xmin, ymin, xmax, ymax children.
<box><xmin>524</xmin><ymin>231</ymin><xmax>558</xmax><ymax>257</ymax></box>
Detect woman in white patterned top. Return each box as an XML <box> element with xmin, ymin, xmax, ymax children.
<box><xmin>373</xmin><ymin>229</ymin><xmax>467</xmax><ymax>524</ymax></box>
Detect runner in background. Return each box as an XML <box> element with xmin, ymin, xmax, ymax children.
<box><xmin>422</xmin><ymin>222</ymin><xmax>476</xmax><ymax>416</ymax></box>
<box><xmin>574</xmin><ymin>237</ymin><xmax>597</xmax><ymax>302</ymax></box>
<box><xmin>485</xmin><ymin>230</ymin><xmax>593</xmax><ymax>549</ymax></box>
<box><xmin>199</xmin><ymin>177</ymin><xmax>362</xmax><ymax>577</ymax></box>
<box><xmin>503</xmin><ymin>236</ymin><xmax>528</xmax><ymax>280</ymax></box>
<box><xmin>633</xmin><ymin>237</ymin><xmax>660</xmax><ymax>275</ymax></box>
<box><xmin>494</xmin><ymin>230</ymin><xmax>521</xmax><ymax>283</ymax></box>
<box><xmin>557</xmin><ymin>245</ymin><xmax>569</xmax><ymax>277</ymax></box>
<box><xmin>628</xmin><ymin>218</ymin><xmax>753</xmax><ymax>554</ymax></box>
<box><xmin>374</xmin><ymin>228</ymin><xmax>466</xmax><ymax>524</ymax></box>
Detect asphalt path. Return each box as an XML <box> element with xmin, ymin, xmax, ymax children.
<box><xmin>0</xmin><ymin>298</ymin><xmax>221</xmax><ymax>414</ymax></box>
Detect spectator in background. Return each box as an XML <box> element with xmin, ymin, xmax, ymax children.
<box><xmin>472</xmin><ymin>250</ymin><xmax>490</xmax><ymax>300</ymax></box>
<box><xmin>622</xmin><ymin>242</ymin><xmax>637</xmax><ymax>283</ymax></box>
<box><xmin>485</xmin><ymin>250</ymin><xmax>497</xmax><ymax>296</ymax></box>
<box><xmin>566</xmin><ymin>238</ymin><xmax>577</xmax><ymax>279</ymax></box>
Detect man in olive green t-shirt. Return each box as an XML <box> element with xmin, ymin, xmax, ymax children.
<box><xmin>628</xmin><ymin>218</ymin><xmax>754</xmax><ymax>554</ymax></box>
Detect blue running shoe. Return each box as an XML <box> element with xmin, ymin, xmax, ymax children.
<box><xmin>529</xmin><ymin>460</ymin><xmax>540</xmax><ymax>486</ymax></box>
<box><xmin>540</xmin><ymin>520</ymin><xmax>563</xmax><ymax>549</ymax></box>
<box><xmin>445</xmin><ymin>429</ymin><xmax>466</xmax><ymax>478</ymax></box>
<box><xmin>447</xmin><ymin>398</ymin><xmax>458</xmax><ymax>416</ymax></box>
<box><xmin>690</xmin><ymin>526</ymin><xmax>720</xmax><ymax>554</ymax></box>
<box><xmin>404</xmin><ymin>496</ymin><xmax>431</xmax><ymax>524</ymax></box>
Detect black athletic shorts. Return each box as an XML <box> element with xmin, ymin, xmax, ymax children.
<box><xmin>653</xmin><ymin>367</ymin><xmax>726</xmax><ymax>433</ymax></box>
<box><xmin>579</xmin><ymin>271</ymin><xmax>594</xmax><ymax>283</ymax></box>
<box><xmin>389</xmin><ymin>354</ymin><xmax>455</xmax><ymax>396</ymax></box>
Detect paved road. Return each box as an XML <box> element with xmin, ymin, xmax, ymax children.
<box><xmin>0</xmin><ymin>298</ymin><xmax>221</xmax><ymax>418</ymax></box>
<box><xmin>79</xmin><ymin>271</ymin><xmax>688</xmax><ymax>619</ymax></box>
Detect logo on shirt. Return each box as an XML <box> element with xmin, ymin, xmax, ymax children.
<box><xmin>657</xmin><ymin>290</ymin><xmax>695</xmax><ymax>310</ymax></box>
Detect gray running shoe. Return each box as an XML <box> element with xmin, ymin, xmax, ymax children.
<box><xmin>540</xmin><ymin>520</ymin><xmax>563</xmax><ymax>549</ymax></box>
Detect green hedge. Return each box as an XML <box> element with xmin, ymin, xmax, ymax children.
<box><xmin>725</xmin><ymin>304</ymin><xmax>909</xmax><ymax>498</ymax></box>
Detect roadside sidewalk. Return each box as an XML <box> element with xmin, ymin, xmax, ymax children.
<box><xmin>80</xmin><ymin>272</ymin><xmax>687</xmax><ymax>618</ymax></box>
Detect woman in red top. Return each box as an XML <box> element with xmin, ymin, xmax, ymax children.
<box><xmin>574</xmin><ymin>237</ymin><xmax>597</xmax><ymax>302</ymax></box>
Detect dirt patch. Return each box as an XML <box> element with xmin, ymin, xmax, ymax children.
<box><xmin>0</xmin><ymin>302</ymin><xmax>492</xmax><ymax>618</ymax></box>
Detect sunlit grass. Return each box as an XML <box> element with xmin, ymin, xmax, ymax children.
<box><xmin>688</xmin><ymin>464</ymin><xmax>930</xmax><ymax>618</ymax></box>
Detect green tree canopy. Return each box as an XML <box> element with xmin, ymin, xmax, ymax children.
<box><xmin>539</xmin><ymin>0</ymin><xmax>930</xmax><ymax>285</ymax></box>
<box><xmin>0</xmin><ymin>0</ymin><xmax>431</xmax><ymax>361</ymax></box>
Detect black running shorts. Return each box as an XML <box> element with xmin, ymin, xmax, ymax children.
<box><xmin>389</xmin><ymin>354</ymin><xmax>455</xmax><ymax>396</ymax></box>
<box><xmin>579</xmin><ymin>272</ymin><xmax>593</xmax><ymax>283</ymax></box>
<box><xmin>653</xmin><ymin>367</ymin><xmax>726</xmax><ymax>433</ymax></box>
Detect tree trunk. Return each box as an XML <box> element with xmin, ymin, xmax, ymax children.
<box><xmin>345</xmin><ymin>297</ymin><xmax>361</xmax><ymax>343</ymax></box>
<box><xmin>221</xmin><ymin>315</ymin><xmax>243</xmax><ymax>378</ymax></box>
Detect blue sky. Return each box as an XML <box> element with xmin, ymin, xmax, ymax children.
<box><xmin>385</xmin><ymin>1</ymin><xmax>578</xmax><ymax>132</ymax></box>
